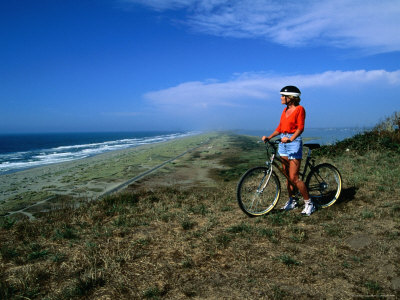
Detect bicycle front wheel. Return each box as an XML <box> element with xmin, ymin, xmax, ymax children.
<box><xmin>237</xmin><ymin>167</ymin><xmax>281</xmax><ymax>217</ymax></box>
<box><xmin>305</xmin><ymin>163</ymin><xmax>342</xmax><ymax>207</ymax></box>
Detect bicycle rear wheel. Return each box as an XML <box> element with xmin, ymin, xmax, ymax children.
<box><xmin>305</xmin><ymin>163</ymin><xmax>342</xmax><ymax>207</ymax></box>
<box><xmin>236</xmin><ymin>167</ymin><xmax>281</xmax><ymax>217</ymax></box>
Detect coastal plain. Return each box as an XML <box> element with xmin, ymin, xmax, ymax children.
<box><xmin>0</xmin><ymin>132</ymin><xmax>220</xmax><ymax>217</ymax></box>
<box><xmin>1</xmin><ymin>132</ymin><xmax>399</xmax><ymax>298</ymax></box>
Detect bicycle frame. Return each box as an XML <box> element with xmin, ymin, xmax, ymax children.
<box><xmin>265</xmin><ymin>140</ymin><xmax>315</xmax><ymax>192</ymax></box>
<box><xmin>237</xmin><ymin>140</ymin><xmax>342</xmax><ymax>216</ymax></box>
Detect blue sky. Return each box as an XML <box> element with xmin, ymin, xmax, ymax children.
<box><xmin>1</xmin><ymin>0</ymin><xmax>400</xmax><ymax>133</ymax></box>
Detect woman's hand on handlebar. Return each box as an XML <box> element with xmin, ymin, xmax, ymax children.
<box><xmin>263</xmin><ymin>131</ymin><xmax>281</xmax><ymax>143</ymax></box>
<box><xmin>281</xmin><ymin>136</ymin><xmax>291</xmax><ymax>143</ymax></box>
<box><xmin>262</xmin><ymin>136</ymin><xmax>283</xmax><ymax>144</ymax></box>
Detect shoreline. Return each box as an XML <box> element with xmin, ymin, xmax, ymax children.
<box><xmin>0</xmin><ymin>132</ymin><xmax>217</xmax><ymax>217</ymax></box>
<box><xmin>0</xmin><ymin>131</ymin><xmax>201</xmax><ymax>175</ymax></box>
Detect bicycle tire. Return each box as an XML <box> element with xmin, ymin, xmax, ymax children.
<box><xmin>305</xmin><ymin>163</ymin><xmax>342</xmax><ymax>207</ymax></box>
<box><xmin>237</xmin><ymin>167</ymin><xmax>281</xmax><ymax>217</ymax></box>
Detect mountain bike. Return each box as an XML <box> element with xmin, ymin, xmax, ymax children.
<box><xmin>236</xmin><ymin>139</ymin><xmax>342</xmax><ymax>217</ymax></box>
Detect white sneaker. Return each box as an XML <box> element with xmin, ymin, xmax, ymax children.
<box><xmin>301</xmin><ymin>200</ymin><xmax>315</xmax><ymax>216</ymax></box>
<box><xmin>280</xmin><ymin>199</ymin><xmax>298</xmax><ymax>211</ymax></box>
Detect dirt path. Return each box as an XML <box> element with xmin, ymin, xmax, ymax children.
<box><xmin>1</xmin><ymin>134</ymin><xmax>220</xmax><ymax>220</ymax></box>
<box><xmin>99</xmin><ymin>142</ymin><xmax>212</xmax><ymax>197</ymax></box>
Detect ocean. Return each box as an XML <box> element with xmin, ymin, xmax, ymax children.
<box><xmin>0</xmin><ymin>128</ymin><xmax>366</xmax><ymax>175</ymax></box>
<box><xmin>0</xmin><ymin>131</ymin><xmax>199</xmax><ymax>174</ymax></box>
<box><xmin>237</xmin><ymin>127</ymin><xmax>367</xmax><ymax>145</ymax></box>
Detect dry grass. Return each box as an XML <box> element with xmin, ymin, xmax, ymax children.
<box><xmin>1</xmin><ymin>130</ymin><xmax>400</xmax><ymax>299</ymax></box>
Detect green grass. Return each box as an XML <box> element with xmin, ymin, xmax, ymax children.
<box><xmin>1</xmin><ymin>116</ymin><xmax>400</xmax><ymax>299</ymax></box>
<box><xmin>0</xmin><ymin>217</ymin><xmax>16</xmax><ymax>229</ymax></box>
<box><xmin>315</xmin><ymin>111</ymin><xmax>400</xmax><ymax>157</ymax></box>
<box><xmin>54</xmin><ymin>225</ymin><xmax>79</xmax><ymax>240</ymax></box>
<box><xmin>181</xmin><ymin>217</ymin><xmax>197</xmax><ymax>230</ymax></box>
<box><xmin>226</xmin><ymin>222</ymin><xmax>253</xmax><ymax>234</ymax></box>
<box><xmin>143</xmin><ymin>286</ymin><xmax>162</xmax><ymax>299</ymax></box>
<box><xmin>276</xmin><ymin>254</ymin><xmax>300</xmax><ymax>266</ymax></box>
<box><xmin>0</xmin><ymin>191</ymin><xmax>53</xmax><ymax>215</ymax></box>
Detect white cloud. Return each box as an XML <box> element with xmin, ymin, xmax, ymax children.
<box><xmin>124</xmin><ymin>0</ymin><xmax>400</xmax><ymax>54</ymax></box>
<box><xmin>141</xmin><ymin>69</ymin><xmax>400</xmax><ymax>129</ymax></box>
<box><xmin>144</xmin><ymin>69</ymin><xmax>400</xmax><ymax>108</ymax></box>
<box><xmin>144</xmin><ymin>78</ymin><xmax>276</xmax><ymax>107</ymax></box>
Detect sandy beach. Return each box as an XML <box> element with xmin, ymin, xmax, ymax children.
<box><xmin>0</xmin><ymin>132</ymin><xmax>218</xmax><ymax>217</ymax></box>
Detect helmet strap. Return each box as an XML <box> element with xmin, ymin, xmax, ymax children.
<box><xmin>285</xmin><ymin>96</ymin><xmax>293</xmax><ymax>107</ymax></box>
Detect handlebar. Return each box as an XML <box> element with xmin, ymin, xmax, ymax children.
<box><xmin>262</xmin><ymin>138</ymin><xmax>321</xmax><ymax>153</ymax></box>
<box><xmin>262</xmin><ymin>138</ymin><xmax>280</xmax><ymax>153</ymax></box>
<box><xmin>264</xmin><ymin>139</ymin><xmax>282</xmax><ymax>144</ymax></box>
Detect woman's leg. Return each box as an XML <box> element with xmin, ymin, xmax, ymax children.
<box><xmin>281</xmin><ymin>157</ymin><xmax>295</xmax><ymax>197</ymax></box>
<box><xmin>288</xmin><ymin>159</ymin><xmax>309</xmax><ymax>200</ymax></box>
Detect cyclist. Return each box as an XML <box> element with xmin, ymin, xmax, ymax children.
<box><xmin>262</xmin><ymin>85</ymin><xmax>315</xmax><ymax>216</ymax></box>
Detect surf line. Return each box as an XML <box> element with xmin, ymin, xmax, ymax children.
<box><xmin>5</xmin><ymin>137</ymin><xmax>212</xmax><ymax>220</ymax></box>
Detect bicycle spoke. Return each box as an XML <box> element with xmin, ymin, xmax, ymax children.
<box><xmin>249</xmin><ymin>194</ymin><xmax>261</xmax><ymax>211</ymax></box>
<box><xmin>237</xmin><ymin>167</ymin><xmax>280</xmax><ymax>216</ymax></box>
<box><xmin>306</xmin><ymin>164</ymin><xmax>342</xmax><ymax>207</ymax></box>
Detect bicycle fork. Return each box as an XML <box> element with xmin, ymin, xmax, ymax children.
<box><xmin>248</xmin><ymin>164</ymin><xmax>274</xmax><ymax>212</ymax></box>
<box><xmin>258</xmin><ymin>154</ymin><xmax>275</xmax><ymax>194</ymax></box>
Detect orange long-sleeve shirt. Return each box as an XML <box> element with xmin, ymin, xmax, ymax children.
<box><xmin>275</xmin><ymin>105</ymin><xmax>306</xmax><ymax>134</ymax></box>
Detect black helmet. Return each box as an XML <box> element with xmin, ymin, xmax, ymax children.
<box><xmin>280</xmin><ymin>85</ymin><xmax>301</xmax><ymax>97</ymax></box>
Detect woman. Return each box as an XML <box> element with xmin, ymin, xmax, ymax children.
<box><xmin>262</xmin><ymin>85</ymin><xmax>314</xmax><ymax>216</ymax></box>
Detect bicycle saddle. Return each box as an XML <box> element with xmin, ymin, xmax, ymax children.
<box><xmin>304</xmin><ymin>143</ymin><xmax>320</xmax><ymax>150</ymax></box>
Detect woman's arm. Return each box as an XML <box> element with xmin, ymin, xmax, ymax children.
<box><xmin>281</xmin><ymin>128</ymin><xmax>303</xmax><ymax>143</ymax></box>
<box><xmin>262</xmin><ymin>130</ymin><xmax>280</xmax><ymax>142</ymax></box>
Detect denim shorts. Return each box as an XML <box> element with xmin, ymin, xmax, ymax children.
<box><xmin>278</xmin><ymin>133</ymin><xmax>303</xmax><ymax>160</ymax></box>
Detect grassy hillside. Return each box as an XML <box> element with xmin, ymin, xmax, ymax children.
<box><xmin>1</xmin><ymin>115</ymin><xmax>400</xmax><ymax>299</ymax></box>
